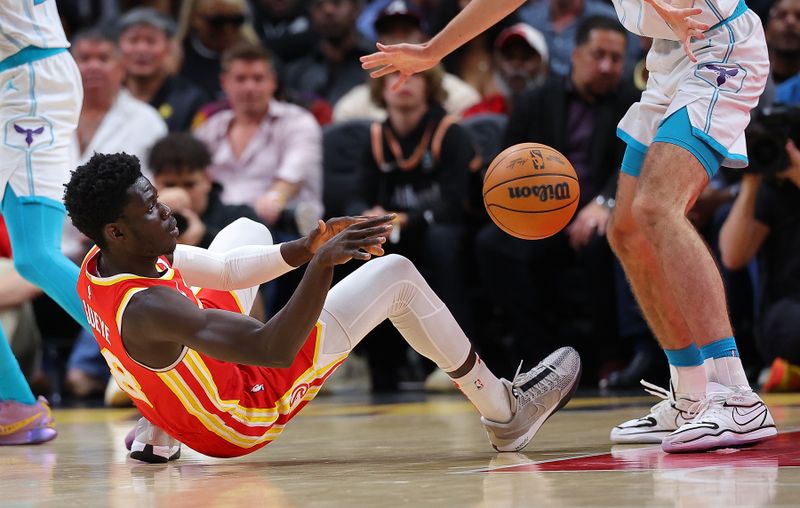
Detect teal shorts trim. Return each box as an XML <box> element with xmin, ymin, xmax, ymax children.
<box><xmin>653</xmin><ymin>107</ymin><xmax>724</xmax><ymax>179</ymax></box>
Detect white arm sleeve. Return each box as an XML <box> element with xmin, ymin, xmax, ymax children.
<box><xmin>172</xmin><ymin>243</ymin><xmax>296</xmax><ymax>290</ymax></box>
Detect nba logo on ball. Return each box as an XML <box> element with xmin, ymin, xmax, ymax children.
<box><xmin>483</xmin><ymin>143</ymin><xmax>580</xmax><ymax>240</ymax></box>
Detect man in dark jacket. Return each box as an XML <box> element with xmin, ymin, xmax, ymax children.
<box><xmin>475</xmin><ymin>16</ymin><xmax>641</xmax><ymax>379</ymax></box>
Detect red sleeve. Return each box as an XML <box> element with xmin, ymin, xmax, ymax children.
<box><xmin>0</xmin><ymin>216</ymin><xmax>11</xmax><ymax>259</ymax></box>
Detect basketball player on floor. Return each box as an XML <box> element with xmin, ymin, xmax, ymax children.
<box><xmin>361</xmin><ymin>0</ymin><xmax>776</xmax><ymax>452</ymax></box>
<box><xmin>0</xmin><ymin>0</ymin><xmax>91</xmax><ymax>445</ymax></box>
<box><xmin>63</xmin><ymin>153</ymin><xmax>581</xmax><ymax>463</ymax></box>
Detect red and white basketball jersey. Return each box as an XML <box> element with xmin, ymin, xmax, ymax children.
<box><xmin>77</xmin><ymin>246</ymin><xmax>343</xmax><ymax>457</ymax></box>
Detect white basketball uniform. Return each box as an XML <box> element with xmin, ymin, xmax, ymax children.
<box><xmin>1</xmin><ymin>0</ymin><xmax>83</xmax><ymax>202</ymax></box>
<box><xmin>612</xmin><ymin>0</ymin><xmax>768</xmax><ymax>168</ymax></box>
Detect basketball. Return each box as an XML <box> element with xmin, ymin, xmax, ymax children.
<box><xmin>483</xmin><ymin>143</ymin><xmax>580</xmax><ymax>240</ymax></box>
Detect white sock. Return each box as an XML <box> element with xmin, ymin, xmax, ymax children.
<box><xmin>711</xmin><ymin>356</ymin><xmax>751</xmax><ymax>389</ymax></box>
<box><xmin>452</xmin><ymin>356</ymin><xmax>513</xmax><ymax>423</ymax></box>
<box><xmin>669</xmin><ymin>364</ymin><xmax>706</xmax><ymax>399</ymax></box>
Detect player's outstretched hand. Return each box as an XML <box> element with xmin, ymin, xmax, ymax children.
<box><xmin>644</xmin><ymin>0</ymin><xmax>709</xmax><ymax>62</ymax></box>
<box><xmin>360</xmin><ymin>43</ymin><xmax>440</xmax><ymax>89</ymax></box>
<box><xmin>312</xmin><ymin>214</ymin><xmax>395</xmax><ymax>267</ymax></box>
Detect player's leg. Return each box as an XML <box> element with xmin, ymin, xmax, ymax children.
<box><xmin>0</xmin><ymin>53</ymin><xmax>82</xmax><ymax>445</ymax></box>
<box><xmin>631</xmin><ymin>110</ymin><xmax>775</xmax><ymax>451</ymax></box>
<box><xmin>319</xmin><ymin>254</ymin><xmax>581</xmax><ymax>452</ymax></box>
<box><xmin>607</xmin><ymin>145</ymin><xmax>704</xmax><ymax>444</ymax></box>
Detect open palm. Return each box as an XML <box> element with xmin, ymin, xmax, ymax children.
<box><xmin>645</xmin><ymin>0</ymin><xmax>710</xmax><ymax>62</ymax></box>
<box><xmin>360</xmin><ymin>43</ymin><xmax>440</xmax><ymax>88</ymax></box>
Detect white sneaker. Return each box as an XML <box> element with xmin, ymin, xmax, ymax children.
<box><xmin>610</xmin><ymin>380</ymin><xmax>698</xmax><ymax>444</ymax></box>
<box><xmin>661</xmin><ymin>382</ymin><xmax>777</xmax><ymax>453</ymax></box>
<box><xmin>128</xmin><ymin>417</ymin><xmax>181</xmax><ymax>463</ymax></box>
<box><xmin>482</xmin><ymin>346</ymin><xmax>581</xmax><ymax>452</ymax></box>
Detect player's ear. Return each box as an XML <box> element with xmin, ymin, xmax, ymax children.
<box><xmin>103</xmin><ymin>223</ymin><xmax>125</xmax><ymax>245</ymax></box>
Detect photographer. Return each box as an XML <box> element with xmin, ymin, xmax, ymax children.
<box><xmin>720</xmin><ymin>136</ymin><xmax>800</xmax><ymax>390</ymax></box>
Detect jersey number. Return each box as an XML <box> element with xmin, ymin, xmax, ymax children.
<box><xmin>101</xmin><ymin>349</ymin><xmax>154</xmax><ymax>408</ymax></box>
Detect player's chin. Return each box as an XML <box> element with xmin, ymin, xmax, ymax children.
<box><xmin>162</xmin><ymin>236</ymin><xmax>178</xmax><ymax>255</ymax></box>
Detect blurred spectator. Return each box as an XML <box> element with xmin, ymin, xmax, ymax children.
<box><xmin>119</xmin><ymin>0</ymin><xmax>183</xmax><ymax>19</ymax></box>
<box><xmin>177</xmin><ymin>0</ymin><xmax>259</xmax><ymax>99</ymax></box>
<box><xmin>462</xmin><ymin>22</ymin><xmax>549</xmax><ymax>118</ymax></box>
<box><xmin>119</xmin><ymin>8</ymin><xmax>209</xmax><ymax>131</ymax></box>
<box><xmin>69</xmin><ymin>27</ymin><xmax>168</xmax><ymax>178</ymax></box>
<box><xmin>149</xmin><ymin>132</ymin><xmax>261</xmax><ymax>249</ymax></box>
<box><xmin>249</xmin><ymin>0</ymin><xmax>318</xmax><ymax>63</ymax></box>
<box><xmin>57</xmin><ymin>0</ymin><xmax>118</xmax><ymax>39</ymax></box>
<box><xmin>765</xmin><ymin>0</ymin><xmax>800</xmax><ymax>84</ymax></box>
<box><xmin>475</xmin><ymin>16</ymin><xmax>639</xmax><ymax>378</ymax></box>
<box><xmin>720</xmin><ymin>141</ymin><xmax>800</xmax><ymax>392</ymax></box>
<box><xmin>518</xmin><ymin>0</ymin><xmax>639</xmax><ymax>77</ymax></box>
<box><xmin>194</xmin><ymin>43</ymin><xmax>323</xmax><ymax>239</ymax></box>
<box><xmin>428</xmin><ymin>0</ymin><xmax>519</xmax><ymax>95</ymax></box>
<box><xmin>344</xmin><ymin>66</ymin><xmax>475</xmax><ymax>390</ymax></box>
<box><xmin>65</xmin><ymin>27</ymin><xmax>168</xmax><ymax>400</ymax></box>
<box><xmin>332</xmin><ymin>0</ymin><xmax>480</xmax><ymax>122</ymax></box>
<box><xmin>283</xmin><ymin>0</ymin><xmax>371</xmax><ymax>120</ymax></box>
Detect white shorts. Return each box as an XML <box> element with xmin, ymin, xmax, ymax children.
<box><xmin>616</xmin><ymin>9</ymin><xmax>768</xmax><ymax>169</ymax></box>
<box><xmin>0</xmin><ymin>50</ymin><xmax>82</xmax><ymax>203</ymax></box>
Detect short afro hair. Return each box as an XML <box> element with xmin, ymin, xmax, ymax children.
<box><xmin>64</xmin><ymin>152</ymin><xmax>143</xmax><ymax>248</ymax></box>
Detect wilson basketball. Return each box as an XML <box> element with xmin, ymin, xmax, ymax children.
<box><xmin>483</xmin><ymin>143</ymin><xmax>580</xmax><ymax>240</ymax></box>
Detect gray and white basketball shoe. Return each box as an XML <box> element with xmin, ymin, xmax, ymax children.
<box><xmin>610</xmin><ymin>380</ymin><xmax>698</xmax><ymax>444</ymax></box>
<box><xmin>482</xmin><ymin>346</ymin><xmax>582</xmax><ymax>452</ymax></box>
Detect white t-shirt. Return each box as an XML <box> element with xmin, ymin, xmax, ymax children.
<box><xmin>0</xmin><ymin>0</ymin><xmax>69</xmax><ymax>60</ymax></box>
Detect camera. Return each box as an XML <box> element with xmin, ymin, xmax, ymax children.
<box><xmin>745</xmin><ymin>104</ymin><xmax>800</xmax><ymax>176</ymax></box>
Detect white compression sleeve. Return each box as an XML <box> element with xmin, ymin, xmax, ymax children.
<box><xmin>172</xmin><ymin>243</ymin><xmax>296</xmax><ymax>291</ymax></box>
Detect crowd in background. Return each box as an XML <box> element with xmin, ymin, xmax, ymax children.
<box><xmin>2</xmin><ymin>0</ymin><xmax>800</xmax><ymax>405</ymax></box>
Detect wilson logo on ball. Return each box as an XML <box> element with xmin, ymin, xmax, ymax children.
<box><xmin>507</xmin><ymin>182</ymin><xmax>571</xmax><ymax>202</ymax></box>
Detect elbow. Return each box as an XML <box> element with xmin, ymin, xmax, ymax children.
<box><xmin>719</xmin><ymin>247</ymin><xmax>749</xmax><ymax>271</ymax></box>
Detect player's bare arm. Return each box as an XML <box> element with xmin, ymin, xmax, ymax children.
<box><xmin>643</xmin><ymin>0</ymin><xmax>709</xmax><ymax>62</ymax></box>
<box><xmin>122</xmin><ymin>216</ymin><xmax>395</xmax><ymax>369</ymax></box>
<box><xmin>360</xmin><ymin>0</ymin><xmax>526</xmax><ymax>86</ymax></box>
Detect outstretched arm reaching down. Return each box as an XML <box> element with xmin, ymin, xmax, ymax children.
<box><xmin>360</xmin><ymin>0</ymin><xmax>526</xmax><ymax>87</ymax></box>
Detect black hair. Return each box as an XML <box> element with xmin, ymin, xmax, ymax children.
<box><xmin>63</xmin><ymin>152</ymin><xmax>143</xmax><ymax>248</ymax></box>
<box><xmin>149</xmin><ymin>132</ymin><xmax>212</xmax><ymax>175</ymax></box>
<box><xmin>575</xmin><ymin>16</ymin><xmax>627</xmax><ymax>46</ymax></box>
<box><xmin>71</xmin><ymin>24</ymin><xmax>119</xmax><ymax>48</ymax></box>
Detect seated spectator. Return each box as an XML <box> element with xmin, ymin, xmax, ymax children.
<box><xmin>517</xmin><ymin>0</ymin><xmax>639</xmax><ymax>77</ymax></box>
<box><xmin>119</xmin><ymin>8</ymin><xmax>209</xmax><ymax>131</ymax></box>
<box><xmin>69</xmin><ymin>27</ymin><xmax>168</xmax><ymax>178</ymax></box>
<box><xmin>332</xmin><ymin>0</ymin><xmax>480</xmax><ymax>122</ymax></box>
<box><xmin>342</xmin><ymin>65</ymin><xmax>476</xmax><ymax>390</ymax></box>
<box><xmin>148</xmin><ymin>132</ymin><xmax>261</xmax><ymax>249</ymax></box>
<box><xmin>720</xmin><ymin>140</ymin><xmax>800</xmax><ymax>392</ymax></box>
<box><xmin>249</xmin><ymin>0</ymin><xmax>318</xmax><ymax>64</ymax></box>
<box><xmin>462</xmin><ymin>22</ymin><xmax>549</xmax><ymax>118</ymax></box>
<box><xmin>428</xmin><ymin>0</ymin><xmax>518</xmax><ymax>96</ymax></box>
<box><xmin>475</xmin><ymin>17</ymin><xmax>640</xmax><ymax>382</ymax></box>
<box><xmin>283</xmin><ymin>0</ymin><xmax>372</xmax><ymax>123</ymax></box>
<box><xmin>194</xmin><ymin>43</ymin><xmax>323</xmax><ymax>238</ymax></box>
<box><xmin>177</xmin><ymin>0</ymin><xmax>259</xmax><ymax>99</ymax></box>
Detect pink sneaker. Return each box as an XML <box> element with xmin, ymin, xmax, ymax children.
<box><xmin>0</xmin><ymin>396</ymin><xmax>57</xmax><ymax>445</ymax></box>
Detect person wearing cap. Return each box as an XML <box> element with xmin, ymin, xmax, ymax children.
<box><xmin>332</xmin><ymin>0</ymin><xmax>480</xmax><ymax>122</ymax></box>
<box><xmin>462</xmin><ymin>22</ymin><xmax>548</xmax><ymax>118</ymax></box>
<box><xmin>119</xmin><ymin>8</ymin><xmax>209</xmax><ymax>132</ymax></box>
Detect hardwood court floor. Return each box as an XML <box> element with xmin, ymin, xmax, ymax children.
<box><xmin>4</xmin><ymin>393</ymin><xmax>800</xmax><ymax>507</ymax></box>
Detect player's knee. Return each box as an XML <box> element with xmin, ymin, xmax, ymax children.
<box><xmin>631</xmin><ymin>194</ymin><xmax>668</xmax><ymax>232</ymax></box>
<box><xmin>231</xmin><ymin>217</ymin><xmax>273</xmax><ymax>246</ymax></box>
<box><xmin>378</xmin><ymin>253</ymin><xmax>418</xmax><ymax>280</ymax></box>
